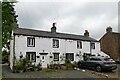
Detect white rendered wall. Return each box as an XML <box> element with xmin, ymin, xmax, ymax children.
<box><xmin>14</xmin><ymin>35</ymin><xmax>101</xmax><ymax>68</ymax></box>
<box><xmin>91</xmin><ymin>42</ymin><xmax>100</xmax><ymax>56</ymax></box>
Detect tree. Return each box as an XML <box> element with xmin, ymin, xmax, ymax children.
<box><xmin>2</xmin><ymin>0</ymin><xmax>18</xmax><ymax>63</ymax></box>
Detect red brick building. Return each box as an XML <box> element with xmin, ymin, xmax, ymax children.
<box><xmin>100</xmin><ymin>26</ymin><xmax>120</xmax><ymax>61</ymax></box>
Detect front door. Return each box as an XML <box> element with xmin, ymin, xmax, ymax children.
<box><xmin>39</xmin><ymin>53</ymin><xmax>48</xmax><ymax>68</ymax></box>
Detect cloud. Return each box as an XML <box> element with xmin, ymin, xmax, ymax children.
<box><xmin>15</xmin><ymin>1</ymin><xmax>118</xmax><ymax>40</ymax></box>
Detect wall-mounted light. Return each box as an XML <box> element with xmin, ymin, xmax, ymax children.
<box><xmin>20</xmin><ymin>52</ymin><xmax>23</xmax><ymax>59</ymax></box>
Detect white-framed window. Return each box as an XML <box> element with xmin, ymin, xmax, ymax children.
<box><xmin>26</xmin><ymin>52</ymin><xmax>36</xmax><ymax>62</ymax></box>
<box><xmin>77</xmin><ymin>41</ymin><xmax>82</xmax><ymax>49</ymax></box>
<box><xmin>53</xmin><ymin>39</ymin><xmax>59</xmax><ymax>48</ymax></box>
<box><xmin>53</xmin><ymin>53</ymin><xmax>59</xmax><ymax>61</ymax></box>
<box><xmin>27</xmin><ymin>37</ymin><xmax>35</xmax><ymax>47</ymax></box>
<box><xmin>90</xmin><ymin>42</ymin><xmax>95</xmax><ymax>49</ymax></box>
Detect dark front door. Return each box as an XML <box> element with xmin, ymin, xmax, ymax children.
<box><xmin>66</xmin><ymin>53</ymin><xmax>74</xmax><ymax>61</ymax></box>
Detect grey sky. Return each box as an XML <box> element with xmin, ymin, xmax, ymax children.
<box><xmin>14</xmin><ymin>1</ymin><xmax>118</xmax><ymax>40</ymax></box>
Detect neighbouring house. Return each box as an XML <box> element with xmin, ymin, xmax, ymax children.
<box><xmin>10</xmin><ymin>23</ymin><xmax>106</xmax><ymax>70</ymax></box>
<box><xmin>100</xmin><ymin>26</ymin><xmax>120</xmax><ymax>61</ymax></box>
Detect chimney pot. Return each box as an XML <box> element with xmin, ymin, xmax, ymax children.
<box><xmin>84</xmin><ymin>30</ymin><xmax>89</xmax><ymax>37</ymax></box>
<box><xmin>51</xmin><ymin>22</ymin><xmax>57</xmax><ymax>33</ymax></box>
<box><xmin>106</xmin><ymin>26</ymin><xmax>112</xmax><ymax>33</ymax></box>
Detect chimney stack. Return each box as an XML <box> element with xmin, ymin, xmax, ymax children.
<box><xmin>51</xmin><ymin>22</ymin><xmax>56</xmax><ymax>33</ymax></box>
<box><xmin>84</xmin><ymin>30</ymin><xmax>89</xmax><ymax>37</ymax></box>
<box><xmin>106</xmin><ymin>26</ymin><xmax>112</xmax><ymax>33</ymax></box>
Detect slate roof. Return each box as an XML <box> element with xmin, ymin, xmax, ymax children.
<box><xmin>13</xmin><ymin>28</ymin><xmax>99</xmax><ymax>42</ymax></box>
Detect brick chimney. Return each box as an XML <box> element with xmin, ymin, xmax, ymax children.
<box><xmin>106</xmin><ymin>26</ymin><xmax>112</xmax><ymax>33</ymax></box>
<box><xmin>84</xmin><ymin>30</ymin><xmax>89</xmax><ymax>37</ymax></box>
<box><xmin>51</xmin><ymin>22</ymin><xmax>56</xmax><ymax>33</ymax></box>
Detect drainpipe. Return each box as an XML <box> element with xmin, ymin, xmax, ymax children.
<box><xmin>13</xmin><ymin>35</ymin><xmax>15</xmax><ymax>72</ymax></box>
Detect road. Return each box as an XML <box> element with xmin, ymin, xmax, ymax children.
<box><xmin>1</xmin><ymin>64</ymin><xmax>120</xmax><ymax>79</ymax></box>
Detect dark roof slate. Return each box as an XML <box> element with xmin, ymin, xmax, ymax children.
<box><xmin>13</xmin><ymin>28</ymin><xmax>98</xmax><ymax>42</ymax></box>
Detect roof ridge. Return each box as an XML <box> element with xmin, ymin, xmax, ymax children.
<box><xmin>14</xmin><ymin>28</ymin><xmax>98</xmax><ymax>42</ymax></box>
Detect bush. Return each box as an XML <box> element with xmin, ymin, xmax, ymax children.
<box><xmin>65</xmin><ymin>60</ymin><xmax>73</xmax><ymax>69</ymax></box>
<box><xmin>15</xmin><ymin>60</ymin><xmax>24</xmax><ymax>70</ymax></box>
<box><xmin>2</xmin><ymin>50</ymin><xmax>9</xmax><ymax>63</ymax></box>
<box><xmin>14</xmin><ymin>58</ymin><xmax>32</xmax><ymax>72</ymax></box>
<box><xmin>83</xmin><ymin>53</ymin><xmax>88</xmax><ymax>61</ymax></box>
<box><xmin>72</xmin><ymin>61</ymin><xmax>78</xmax><ymax>68</ymax></box>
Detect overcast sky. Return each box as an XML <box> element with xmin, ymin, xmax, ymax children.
<box><xmin>14</xmin><ymin>0</ymin><xmax>119</xmax><ymax>40</ymax></box>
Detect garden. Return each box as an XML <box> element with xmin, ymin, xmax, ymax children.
<box><xmin>13</xmin><ymin>58</ymin><xmax>42</xmax><ymax>73</ymax></box>
<box><xmin>13</xmin><ymin>57</ymin><xmax>79</xmax><ymax>73</ymax></box>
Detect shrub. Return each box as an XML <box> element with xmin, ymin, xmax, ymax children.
<box><xmin>65</xmin><ymin>59</ymin><xmax>71</xmax><ymax>64</ymax></box>
<box><xmin>14</xmin><ymin>58</ymin><xmax>32</xmax><ymax>72</ymax></box>
<box><xmin>83</xmin><ymin>53</ymin><xmax>88</xmax><ymax>61</ymax></box>
<box><xmin>15</xmin><ymin>60</ymin><xmax>24</xmax><ymax>70</ymax></box>
<box><xmin>65</xmin><ymin>60</ymin><xmax>73</xmax><ymax>69</ymax></box>
<box><xmin>2</xmin><ymin>50</ymin><xmax>9</xmax><ymax>63</ymax></box>
<box><xmin>72</xmin><ymin>61</ymin><xmax>78</xmax><ymax>68</ymax></box>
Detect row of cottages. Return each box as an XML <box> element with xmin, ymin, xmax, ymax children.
<box><xmin>100</xmin><ymin>26</ymin><xmax>120</xmax><ymax>61</ymax></box>
<box><xmin>10</xmin><ymin>23</ymin><xmax>108</xmax><ymax>70</ymax></box>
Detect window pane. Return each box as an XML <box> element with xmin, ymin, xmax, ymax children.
<box><xmin>31</xmin><ymin>54</ymin><xmax>35</xmax><ymax>60</ymax></box>
<box><xmin>26</xmin><ymin>53</ymin><xmax>30</xmax><ymax>60</ymax></box>
<box><xmin>28</xmin><ymin>38</ymin><xmax>30</xmax><ymax>45</ymax></box>
<box><xmin>80</xmin><ymin>41</ymin><xmax>82</xmax><ymax>48</ymax></box>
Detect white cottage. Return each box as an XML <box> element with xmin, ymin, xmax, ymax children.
<box><xmin>10</xmin><ymin>23</ymin><xmax>101</xmax><ymax>70</ymax></box>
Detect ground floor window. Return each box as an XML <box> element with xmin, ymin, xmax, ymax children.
<box><xmin>26</xmin><ymin>52</ymin><xmax>36</xmax><ymax>62</ymax></box>
<box><xmin>53</xmin><ymin>53</ymin><xmax>59</xmax><ymax>61</ymax></box>
<box><xmin>66</xmin><ymin>53</ymin><xmax>74</xmax><ymax>61</ymax></box>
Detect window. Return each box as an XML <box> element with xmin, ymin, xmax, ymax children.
<box><xmin>104</xmin><ymin>58</ymin><xmax>114</xmax><ymax>61</ymax></box>
<box><xmin>26</xmin><ymin>52</ymin><xmax>36</xmax><ymax>62</ymax></box>
<box><xmin>27</xmin><ymin>37</ymin><xmax>35</xmax><ymax>47</ymax></box>
<box><xmin>53</xmin><ymin>53</ymin><xmax>59</xmax><ymax>61</ymax></box>
<box><xmin>90</xmin><ymin>42</ymin><xmax>95</xmax><ymax>49</ymax></box>
<box><xmin>90</xmin><ymin>58</ymin><xmax>101</xmax><ymax>61</ymax></box>
<box><xmin>66</xmin><ymin>53</ymin><xmax>74</xmax><ymax>61</ymax></box>
<box><xmin>77</xmin><ymin>41</ymin><xmax>82</xmax><ymax>49</ymax></box>
<box><xmin>53</xmin><ymin>39</ymin><xmax>59</xmax><ymax>48</ymax></box>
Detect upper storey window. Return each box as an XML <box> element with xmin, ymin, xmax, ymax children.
<box><xmin>27</xmin><ymin>37</ymin><xmax>35</xmax><ymax>47</ymax></box>
<box><xmin>53</xmin><ymin>39</ymin><xmax>59</xmax><ymax>48</ymax></box>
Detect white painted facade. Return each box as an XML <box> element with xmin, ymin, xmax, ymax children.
<box><xmin>10</xmin><ymin>34</ymin><xmax>101</xmax><ymax>69</ymax></box>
